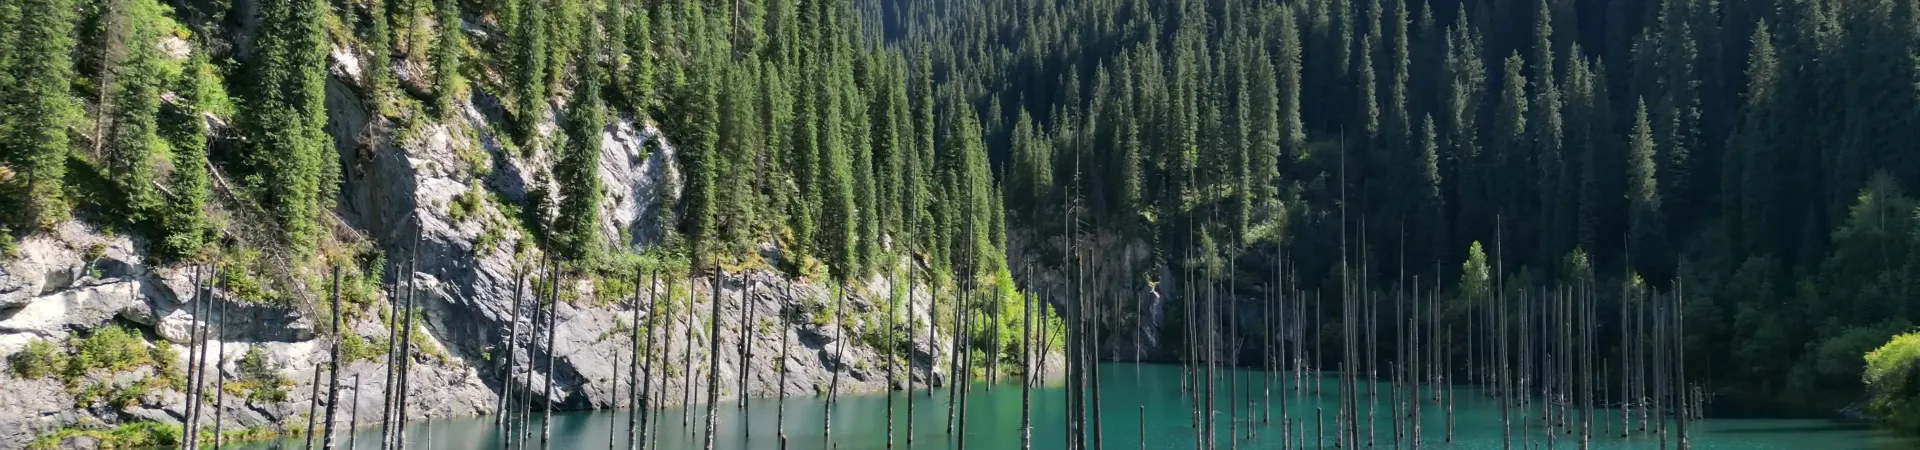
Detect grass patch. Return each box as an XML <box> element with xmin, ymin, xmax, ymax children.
<box><xmin>7</xmin><ymin>339</ymin><xmax>64</xmax><ymax>379</ymax></box>
<box><xmin>28</xmin><ymin>421</ymin><xmax>182</xmax><ymax>450</ymax></box>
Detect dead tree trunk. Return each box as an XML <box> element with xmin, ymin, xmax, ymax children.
<box><xmin>501</xmin><ymin>271</ymin><xmax>527</xmax><ymax>436</ymax></box>
<box><xmin>183</xmin><ymin>265</ymin><xmax>210</xmax><ymax>450</ymax></box>
<box><xmin>322</xmin><ymin>268</ymin><xmax>344</xmax><ymax>449</ymax></box>
<box><xmin>212</xmin><ymin>283</ymin><xmax>230</xmax><ymax>450</ymax></box>
<box><xmin>637</xmin><ymin>269</ymin><xmax>659</xmax><ymax>450</ymax></box>
<box><xmin>777</xmin><ymin>277</ymin><xmax>792</xmax><ymax>450</ymax></box>
<box><xmin>1022</xmin><ymin>285</ymin><xmax>1033</xmax><ymax>450</ymax></box>
<box><xmin>682</xmin><ymin>275</ymin><xmax>696</xmax><ymax>435</ymax></box>
<box><xmin>704</xmin><ymin>271</ymin><xmax>723</xmax><ymax>450</ymax></box>
<box><xmin>539</xmin><ymin>264</ymin><xmax>559</xmax><ymax>450</ymax></box>
<box><xmin>350</xmin><ymin>375</ymin><xmax>361</xmax><ymax>450</ymax></box>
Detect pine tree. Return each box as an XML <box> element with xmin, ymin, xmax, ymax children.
<box><xmin>432</xmin><ymin>0</ymin><xmax>464</xmax><ymax>118</ymax></box>
<box><xmin>1734</xmin><ymin>20</ymin><xmax>1782</xmax><ymax>259</ymax></box>
<box><xmin>159</xmin><ymin>45</ymin><xmax>213</xmax><ymax>260</ymax></box>
<box><xmin>2</xmin><ymin>0</ymin><xmax>79</xmax><ymax>229</ymax></box>
<box><xmin>514</xmin><ymin>0</ymin><xmax>550</xmax><ymax>146</ymax></box>
<box><xmin>242</xmin><ymin>0</ymin><xmax>335</xmax><ymax>254</ymax></box>
<box><xmin>1277</xmin><ymin>7</ymin><xmax>1306</xmax><ymax>164</ymax></box>
<box><xmin>553</xmin><ymin>16</ymin><xmax>606</xmax><ymax>263</ymax></box>
<box><xmin>1530</xmin><ymin>0</ymin><xmax>1566</xmax><ymax>265</ymax></box>
<box><xmin>1627</xmin><ymin>98</ymin><xmax>1666</xmax><ymax>270</ymax></box>
<box><xmin>105</xmin><ymin>0</ymin><xmax>168</xmax><ymax>223</ymax></box>
<box><xmin>619</xmin><ymin>0</ymin><xmax>651</xmax><ymax>112</ymax></box>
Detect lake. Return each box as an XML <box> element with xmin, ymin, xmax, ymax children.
<box><xmin>239</xmin><ymin>363</ymin><xmax>1916</xmax><ymax>449</ymax></box>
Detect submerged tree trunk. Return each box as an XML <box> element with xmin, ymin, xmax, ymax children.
<box><xmin>184</xmin><ymin>266</ymin><xmax>210</xmax><ymax>450</ymax></box>
<box><xmin>906</xmin><ymin>264</ymin><xmax>917</xmax><ymax>449</ymax></box>
<box><xmin>395</xmin><ymin>235</ymin><xmax>422</xmax><ymax>450</ymax></box>
<box><xmin>501</xmin><ymin>270</ymin><xmax>526</xmax><ymax>439</ymax></box>
<box><xmin>213</xmin><ymin>291</ymin><xmax>230</xmax><ymax>450</ymax></box>
<box><xmin>777</xmin><ymin>277</ymin><xmax>792</xmax><ymax>450</ymax></box>
<box><xmin>637</xmin><ymin>270</ymin><xmax>659</xmax><ymax>450</ymax></box>
<box><xmin>627</xmin><ymin>268</ymin><xmax>645</xmax><ymax>450</ymax></box>
<box><xmin>1021</xmin><ymin>277</ymin><xmax>1033</xmax><ymax>450</ymax></box>
<box><xmin>682</xmin><ymin>275</ymin><xmax>696</xmax><ymax>435</ymax></box>
<box><xmin>704</xmin><ymin>271</ymin><xmax>722</xmax><ymax>450</ymax></box>
<box><xmin>350</xmin><ymin>375</ymin><xmax>361</xmax><ymax>450</ymax></box>
<box><xmin>322</xmin><ymin>268</ymin><xmax>344</xmax><ymax>450</ymax></box>
<box><xmin>540</xmin><ymin>264</ymin><xmax>559</xmax><ymax>450</ymax></box>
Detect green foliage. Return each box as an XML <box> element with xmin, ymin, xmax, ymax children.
<box><xmin>430</xmin><ymin>0</ymin><xmax>464</xmax><ymax>118</ymax></box>
<box><xmin>7</xmin><ymin>339</ymin><xmax>64</xmax><ymax>379</ymax></box>
<box><xmin>157</xmin><ymin>44</ymin><xmax>214</xmax><ymax>260</ymax></box>
<box><xmin>235</xmin><ymin>346</ymin><xmax>290</xmax><ymax>403</ymax></box>
<box><xmin>1867</xmin><ymin>331</ymin><xmax>1920</xmax><ymax>431</ymax></box>
<box><xmin>150</xmin><ymin>340</ymin><xmax>182</xmax><ymax>388</ymax></box>
<box><xmin>1</xmin><ymin>0</ymin><xmax>79</xmax><ymax>229</ymax></box>
<box><xmin>240</xmin><ymin>0</ymin><xmax>336</xmax><ymax>256</ymax></box>
<box><xmin>511</xmin><ymin>0</ymin><xmax>548</xmax><ymax>146</ymax></box>
<box><xmin>69</xmin><ymin>325</ymin><xmax>152</xmax><ymax>374</ymax></box>
<box><xmin>102</xmin><ymin>0</ymin><xmax>173</xmax><ymax>225</ymax></box>
<box><xmin>27</xmin><ymin>421</ymin><xmax>181</xmax><ymax>450</ymax></box>
<box><xmin>551</xmin><ymin>17</ymin><xmax>605</xmax><ymax>264</ymax></box>
<box><xmin>339</xmin><ymin>332</ymin><xmax>385</xmax><ymax>363</ymax></box>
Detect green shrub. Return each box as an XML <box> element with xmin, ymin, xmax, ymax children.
<box><xmin>27</xmin><ymin>421</ymin><xmax>181</xmax><ymax>450</ymax></box>
<box><xmin>1866</xmin><ymin>331</ymin><xmax>1920</xmax><ymax>431</ymax></box>
<box><xmin>71</xmin><ymin>326</ymin><xmax>151</xmax><ymax>374</ymax></box>
<box><xmin>0</xmin><ymin>225</ymin><xmax>17</xmax><ymax>259</ymax></box>
<box><xmin>449</xmin><ymin>179</ymin><xmax>484</xmax><ymax>223</ymax></box>
<box><xmin>151</xmin><ymin>340</ymin><xmax>183</xmax><ymax>388</ymax></box>
<box><xmin>235</xmin><ymin>347</ymin><xmax>290</xmax><ymax>403</ymax></box>
<box><xmin>339</xmin><ymin>333</ymin><xmax>385</xmax><ymax>363</ymax></box>
<box><xmin>7</xmin><ymin>339</ymin><xmax>64</xmax><ymax>379</ymax></box>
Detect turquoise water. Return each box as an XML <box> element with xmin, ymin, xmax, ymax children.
<box><xmin>241</xmin><ymin>364</ymin><xmax>1916</xmax><ymax>449</ymax></box>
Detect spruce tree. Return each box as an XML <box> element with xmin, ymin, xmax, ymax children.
<box><xmin>1734</xmin><ymin>21</ymin><xmax>1782</xmax><ymax>259</ymax></box>
<box><xmin>105</xmin><ymin>0</ymin><xmax>168</xmax><ymax>222</ymax></box>
<box><xmin>159</xmin><ymin>45</ymin><xmax>213</xmax><ymax>260</ymax></box>
<box><xmin>1277</xmin><ymin>7</ymin><xmax>1306</xmax><ymax>163</ymax></box>
<box><xmin>242</xmin><ymin>0</ymin><xmax>335</xmax><ymax>254</ymax></box>
<box><xmin>514</xmin><ymin>0</ymin><xmax>550</xmax><ymax>146</ymax></box>
<box><xmin>553</xmin><ymin>16</ymin><xmax>606</xmax><ymax>263</ymax></box>
<box><xmin>2</xmin><ymin>0</ymin><xmax>79</xmax><ymax>229</ymax></box>
<box><xmin>432</xmin><ymin>0</ymin><xmax>464</xmax><ymax>118</ymax></box>
<box><xmin>1627</xmin><ymin>98</ymin><xmax>1666</xmax><ymax>268</ymax></box>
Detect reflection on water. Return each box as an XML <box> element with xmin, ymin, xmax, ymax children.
<box><xmin>235</xmin><ymin>364</ymin><xmax>1917</xmax><ymax>449</ymax></box>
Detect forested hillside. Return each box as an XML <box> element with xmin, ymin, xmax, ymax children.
<box><xmin>6</xmin><ymin>0</ymin><xmax>1920</xmax><ymax>442</ymax></box>
<box><xmin>869</xmin><ymin>0</ymin><xmax>1920</xmax><ymax>414</ymax></box>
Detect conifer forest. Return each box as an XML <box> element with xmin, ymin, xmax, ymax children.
<box><xmin>7</xmin><ymin>0</ymin><xmax>1920</xmax><ymax>447</ymax></box>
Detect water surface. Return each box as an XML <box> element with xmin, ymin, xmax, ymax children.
<box><xmin>240</xmin><ymin>363</ymin><xmax>1916</xmax><ymax>449</ymax></box>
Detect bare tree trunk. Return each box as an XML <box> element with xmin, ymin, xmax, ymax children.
<box><xmin>501</xmin><ymin>271</ymin><xmax>527</xmax><ymax>439</ymax></box>
<box><xmin>1021</xmin><ymin>280</ymin><xmax>1033</xmax><ymax>450</ymax></box>
<box><xmin>777</xmin><ymin>277</ymin><xmax>792</xmax><ymax>450</ymax></box>
<box><xmin>638</xmin><ymin>270</ymin><xmax>660</xmax><ymax>450</ymax></box>
<box><xmin>540</xmin><ymin>265</ymin><xmax>559</xmax><ymax>450</ymax></box>
<box><xmin>522</xmin><ymin>260</ymin><xmax>552</xmax><ymax>450</ymax></box>
<box><xmin>628</xmin><ymin>268</ymin><xmax>645</xmax><ymax>450</ymax></box>
<box><xmin>704</xmin><ymin>271</ymin><xmax>723</xmax><ymax>450</ymax></box>
<box><xmin>887</xmin><ymin>270</ymin><xmax>898</xmax><ymax>450</ymax></box>
<box><xmin>307</xmin><ymin>337</ymin><xmax>326</xmax><ymax>450</ymax></box>
<box><xmin>826</xmin><ymin>283</ymin><xmax>847</xmax><ymax>445</ymax></box>
<box><xmin>350</xmin><ymin>375</ymin><xmax>361</xmax><ymax>450</ymax></box>
<box><xmin>906</xmin><ymin>264</ymin><xmax>917</xmax><ymax>449</ymax></box>
<box><xmin>184</xmin><ymin>266</ymin><xmax>210</xmax><ymax>450</ymax></box>
<box><xmin>742</xmin><ymin>277</ymin><xmax>754</xmax><ymax>449</ymax></box>
<box><xmin>213</xmin><ymin>293</ymin><xmax>230</xmax><ymax>450</ymax></box>
<box><xmin>397</xmin><ymin>239</ymin><xmax>421</xmax><ymax>450</ymax></box>
<box><xmin>323</xmin><ymin>268</ymin><xmax>345</xmax><ymax>450</ymax></box>
<box><xmin>683</xmin><ymin>275</ymin><xmax>696</xmax><ymax>435</ymax></box>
